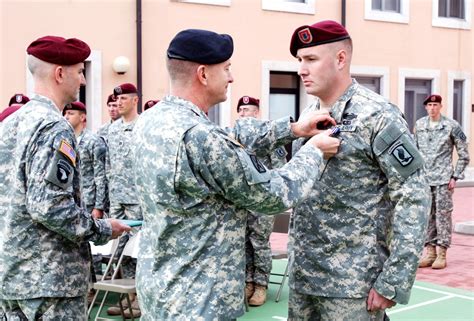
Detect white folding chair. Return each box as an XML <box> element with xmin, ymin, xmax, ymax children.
<box><xmin>269</xmin><ymin>212</ymin><xmax>290</xmax><ymax>302</ymax></box>
<box><xmin>88</xmin><ymin>232</ymin><xmax>141</xmax><ymax>321</ymax></box>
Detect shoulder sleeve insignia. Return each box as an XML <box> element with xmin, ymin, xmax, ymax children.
<box><xmin>58</xmin><ymin>139</ymin><xmax>76</xmax><ymax>166</ymax></box>
<box><xmin>453</xmin><ymin>126</ymin><xmax>467</xmax><ymax>142</ymax></box>
<box><xmin>275</xmin><ymin>147</ymin><xmax>287</xmax><ymax>158</ymax></box>
<box><xmin>249</xmin><ymin>154</ymin><xmax>267</xmax><ymax>173</ymax></box>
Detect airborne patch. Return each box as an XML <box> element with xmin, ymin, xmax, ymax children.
<box><xmin>249</xmin><ymin>154</ymin><xmax>267</xmax><ymax>173</ymax></box>
<box><xmin>275</xmin><ymin>147</ymin><xmax>286</xmax><ymax>158</ymax></box>
<box><xmin>389</xmin><ymin>141</ymin><xmax>413</xmax><ymax>167</ymax></box>
<box><xmin>58</xmin><ymin>140</ymin><xmax>76</xmax><ymax>166</ymax></box>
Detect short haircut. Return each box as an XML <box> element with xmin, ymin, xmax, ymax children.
<box><xmin>166</xmin><ymin>58</ymin><xmax>200</xmax><ymax>85</ymax></box>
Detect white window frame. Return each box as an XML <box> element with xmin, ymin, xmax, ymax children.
<box><xmin>447</xmin><ymin>71</ymin><xmax>471</xmax><ymax>141</ymax></box>
<box><xmin>262</xmin><ymin>0</ymin><xmax>315</xmax><ymax>15</ymax></box>
<box><xmin>398</xmin><ymin>68</ymin><xmax>440</xmax><ymax>115</ymax></box>
<box><xmin>174</xmin><ymin>0</ymin><xmax>231</xmax><ymax>6</ymax></box>
<box><xmin>26</xmin><ymin>50</ymin><xmax>103</xmax><ymax>131</ymax></box>
<box><xmin>220</xmin><ymin>86</ymin><xmax>232</xmax><ymax>127</ymax></box>
<box><xmin>261</xmin><ymin>60</ymin><xmax>315</xmax><ymax>120</ymax></box>
<box><xmin>432</xmin><ymin>0</ymin><xmax>471</xmax><ymax>29</ymax></box>
<box><xmin>364</xmin><ymin>0</ymin><xmax>410</xmax><ymax>24</ymax></box>
<box><xmin>350</xmin><ymin>65</ymin><xmax>390</xmax><ymax>99</ymax></box>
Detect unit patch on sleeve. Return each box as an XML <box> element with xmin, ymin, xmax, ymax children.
<box><xmin>389</xmin><ymin>141</ymin><xmax>414</xmax><ymax>167</ymax></box>
<box><xmin>249</xmin><ymin>154</ymin><xmax>267</xmax><ymax>173</ymax></box>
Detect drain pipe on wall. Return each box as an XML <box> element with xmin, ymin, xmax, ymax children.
<box><xmin>341</xmin><ymin>0</ymin><xmax>346</xmax><ymax>27</ymax></box>
<box><xmin>136</xmin><ymin>0</ymin><xmax>143</xmax><ymax>113</ymax></box>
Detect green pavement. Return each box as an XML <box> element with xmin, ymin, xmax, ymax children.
<box><xmin>89</xmin><ymin>259</ymin><xmax>474</xmax><ymax>320</ymax></box>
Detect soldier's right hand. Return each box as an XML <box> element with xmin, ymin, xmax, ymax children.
<box><xmin>307</xmin><ymin>130</ymin><xmax>341</xmax><ymax>159</ymax></box>
<box><xmin>108</xmin><ymin>219</ymin><xmax>132</xmax><ymax>238</ymax></box>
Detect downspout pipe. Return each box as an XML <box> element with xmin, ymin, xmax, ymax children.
<box><xmin>341</xmin><ymin>0</ymin><xmax>346</xmax><ymax>27</ymax></box>
<box><xmin>137</xmin><ymin>0</ymin><xmax>143</xmax><ymax>113</ymax></box>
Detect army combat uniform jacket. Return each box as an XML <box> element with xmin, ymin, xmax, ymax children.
<box><xmin>133</xmin><ymin>95</ymin><xmax>324</xmax><ymax>320</ymax></box>
<box><xmin>290</xmin><ymin>81</ymin><xmax>430</xmax><ymax>305</ymax></box>
<box><xmin>414</xmin><ymin>115</ymin><xmax>469</xmax><ymax>186</ymax></box>
<box><xmin>77</xmin><ymin>129</ymin><xmax>107</xmax><ymax>211</ymax></box>
<box><xmin>106</xmin><ymin>118</ymin><xmax>139</xmax><ymax>206</ymax></box>
<box><xmin>0</xmin><ymin>95</ymin><xmax>112</xmax><ymax>300</ymax></box>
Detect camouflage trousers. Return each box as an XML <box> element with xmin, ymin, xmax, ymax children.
<box><xmin>288</xmin><ymin>290</ymin><xmax>388</xmax><ymax>321</ymax></box>
<box><xmin>1</xmin><ymin>296</ymin><xmax>87</xmax><ymax>321</ymax></box>
<box><xmin>425</xmin><ymin>184</ymin><xmax>453</xmax><ymax>248</ymax></box>
<box><xmin>109</xmin><ymin>204</ymin><xmax>142</xmax><ymax>278</ymax></box>
<box><xmin>245</xmin><ymin>212</ymin><xmax>274</xmax><ymax>287</ymax></box>
<box><xmin>109</xmin><ymin>203</ymin><xmax>142</xmax><ymax>220</ymax></box>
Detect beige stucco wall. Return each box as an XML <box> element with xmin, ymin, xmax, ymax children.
<box><xmin>1</xmin><ymin>0</ymin><xmax>472</xmax><ymax>172</ymax></box>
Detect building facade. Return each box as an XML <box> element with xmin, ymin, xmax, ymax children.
<box><xmin>1</xmin><ymin>0</ymin><xmax>472</xmax><ymax>180</ymax></box>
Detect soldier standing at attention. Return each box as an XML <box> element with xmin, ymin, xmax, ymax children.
<box><xmin>237</xmin><ymin>95</ymin><xmax>287</xmax><ymax>306</ymax></box>
<box><xmin>104</xmin><ymin>83</ymin><xmax>142</xmax><ymax>318</ymax></box>
<box><xmin>415</xmin><ymin>94</ymin><xmax>470</xmax><ymax>269</ymax></box>
<box><xmin>97</xmin><ymin>94</ymin><xmax>120</xmax><ymax>141</ymax></box>
<box><xmin>63</xmin><ymin>101</ymin><xmax>107</xmax><ymax>219</ymax></box>
<box><xmin>0</xmin><ymin>35</ymin><xmax>130</xmax><ymax>320</ymax></box>
<box><xmin>132</xmin><ymin>28</ymin><xmax>341</xmax><ymax>320</ymax></box>
<box><xmin>288</xmin><ymin>20</ymin><xmax>430</xmax><ymax>320</ymax></box>
<box><xmin>106</xmin><ymin>83</ymin><xmax>142</xmax><ymax>221</ymax></box>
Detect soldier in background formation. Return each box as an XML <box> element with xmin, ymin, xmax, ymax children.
<box><xmin>104</xmin><ymin>82</ymin><xmax>142</xmax><ymax>318</ymax></box>
<box><xmin>237</xmin><ymin>95</ymin><xmax>288</xmax><ymax>307</ymax></box>
<box><xmin>132</xmin><ymin>28</ymin><xmax>340</xmax><ymax>320</ymax></box>
<box><xmin>0</xmin><ymin>93</ymin><xmax>30</xmax><ymax>122</ymax></box>
<box><xmin>415</xmin><ymin>94</ymin><xmax>470</xmax><ymax>269</ymax></box>
<box><xmin>287</xmin><ymin>20</ymin><xmax>430</xmax><ymax>320</ymax></box>
<box><xmin>97</xmin><ymin>94</ymin><xmax>120</xmax><ymax>142</ymax></box>
<box><xmin>63</xmin><ymin>101</ymin><xmax>107</xmax><ymax>219</ymax></box>
<box><xmin>0</xmin><ymin>35</ymin><xmax>130</xmax><ymax>320</ymax></box>
<box><xmin>143</xmin><ymin>99</ymin><xmax>159</xmax><ymax>111</ymax></box>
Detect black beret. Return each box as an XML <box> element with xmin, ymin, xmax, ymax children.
<box><xmin>27</xmin><ymin>35</ymin><xmax>91</xmax><ymax>65</ymax></box>
<box><xmin>8</xmin><ymin>93</ymin><xmax>30</xmax><ymax>106</ymax></box>
<box><xmin>114</xmin><ymin>83</ymin><xmax>138</xmax><ymax>96</ymax></box>
<box><xmin>423</xmin><ymin>94</ymin><xmax>442</xmax><ymax>105</ymax></box>
<box><xmin>63</xmin><ymin>101</ymin><xmax>87</xmax><ymax>116</ymax></box>
<box><xmin>237</xmin><ymin>96</ymin><xmax>260</xmax><ymax>112</ymax></box>
<box><xmin>290</xmin><ymin>20</ymin><xmax>350</xmax><ymax>57</ymax></box>
<box><xmin>167</xmin><ymin>29</ymin><xmax>233</xmax><ymax>65</ymax></box>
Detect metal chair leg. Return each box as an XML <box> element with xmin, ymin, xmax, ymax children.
<box><xmin>275</xmin><ymin>261</ymin><xmax>289</xmax><ymax>302</ymax></box>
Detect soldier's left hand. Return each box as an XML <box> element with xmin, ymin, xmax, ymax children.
<box><xmin>448</xmin><ymin>178</ymin><xmax>456</xmax><ymax>191</ymax></box>
<box><xmin>291</xmin><ymin>111</ymin><xmax>336</xmax><ymax>138</ymax></box>
<box><xmin>366</xmin><ymin>288</ymin><xmax>396</xmax><ymax>312</ymax></box>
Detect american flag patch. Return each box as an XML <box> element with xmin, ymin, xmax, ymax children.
<box><xmin>58</xmin><ymin>140</ymin><xmax>76</xmax><ymax>166</ymax></box>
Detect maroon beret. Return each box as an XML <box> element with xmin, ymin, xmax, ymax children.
<box><xmin>423</xmin><ymin>94</ymin><xmax>442</xmax><ymax>105</ymax></box>
<box><xmin>237</xmin><ymin>96</ymin><xmax>260</xmax><ymax>111</ymax></box>
<box><xmin>290</xmin><ymin>20</ymin><xmax>350</xmax><ymax>57</ymax></box>
<box><xmin>63</xmin><ymin>101</ymin><xmax>87</xmax><ymax>116</ymax></box>
<box><xmin>0</xmin><ymin>105</ymin><xmax>22</xmax><ymax>122</ymax></box>
<box><xmin>144</xmin><ymin>99</ymin><xmax>159</xmax><ymax>111</ymax></box>
<box><xmin>113</xmin><ymin>83</ymin><xmax>138</xmax><ymax>96</ymax></box>
<box><xmin>8</xmin><ymin>93</ymin><xmax>30</xmax><ymax>106</ymax></box>
<box><xmin>107</xmin><ymin>94</ymin><xmax>117</xmax><ymax>105</ymax></box>
<box><xmin>27</xmin><ymin>35</ymin><xmax>91</xmax><ymax>66</ymax></box>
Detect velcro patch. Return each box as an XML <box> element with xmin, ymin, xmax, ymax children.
<box><xmin>58</xmin><ymin>140</ymin><xmax>76</xmax><ymax>166</ymax></box>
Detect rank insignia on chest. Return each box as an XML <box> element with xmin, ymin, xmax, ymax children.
<box><xmin>389</xmin><ymin>141</ymin><xmax>413</xmax><ymax>167</ymax></box>
<box><xmin>58</xmin><ymin>140</ymin><xmax>76</xmax><ymax>166</ymax></box>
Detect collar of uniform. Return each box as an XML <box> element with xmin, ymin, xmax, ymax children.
<box><xmin>163</xmin><ymin>95</ymin><xmax>209</xmax><ymax>119</ymax></box>
<box><xmin>30</xmin><ymin>94</ymin><xmax>62</xmax><ymax>115</ymax></box>
<box><xmin>329</xmin><ymin>79</ymin><xmax>358</xmax><ymax>123</ymax></box>
<box><xmin>423</xmin><ymin>114</ymin><xmax>446</xmax><ymax>130</ymax></box>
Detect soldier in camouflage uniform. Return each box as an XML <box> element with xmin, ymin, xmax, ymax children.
<box><xmin>0</xmin><ymin>35</ymin><xmax>130</xmax><ymax>321</ymax></box>
<box><xmin>132</xmin><ymin>28</ymin><xmax>341</xmax><ymax>321</ymax></box>
<box><xmin>287</xmin><ymin>21</ymin><xmax>430</xmax><ymax>320</ymax></box>
<box><xmin>236</xmin><ymin>95</ymin><xmax>288</xmax><ymax>306</ymax></box>
<box><xmin>105</xmin><ymin>83</ymin><xmax>142</xmax><ymax>318</ymax></box>
<box><xmin>415</xmin><ymin>94</ymin><xmax>470</xmax><ymax>270</ymax></box>
<box><xmin>63</xmin><ymin>101</ymin><xmax>107</xmax><ymax>218</ymax></box>
<box><xmin>96</xmin><ymin>94</ymin><xmax>120</xmax><ymax>143</ymax></box>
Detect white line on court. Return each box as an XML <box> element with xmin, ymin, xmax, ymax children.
<box><xmin>387</xmin><ymin>295</ymin><xmax>455</xmax><ymax>315</ymax></box>
<box><xmin>413</xmin><ymin>285</ymin><xmax>474</xmax><ymax>301</ymax></box>
<box><xmin>272</xmin><ymin>317</ymin><xmax>287</xmax><ymax>320</ymax></box>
